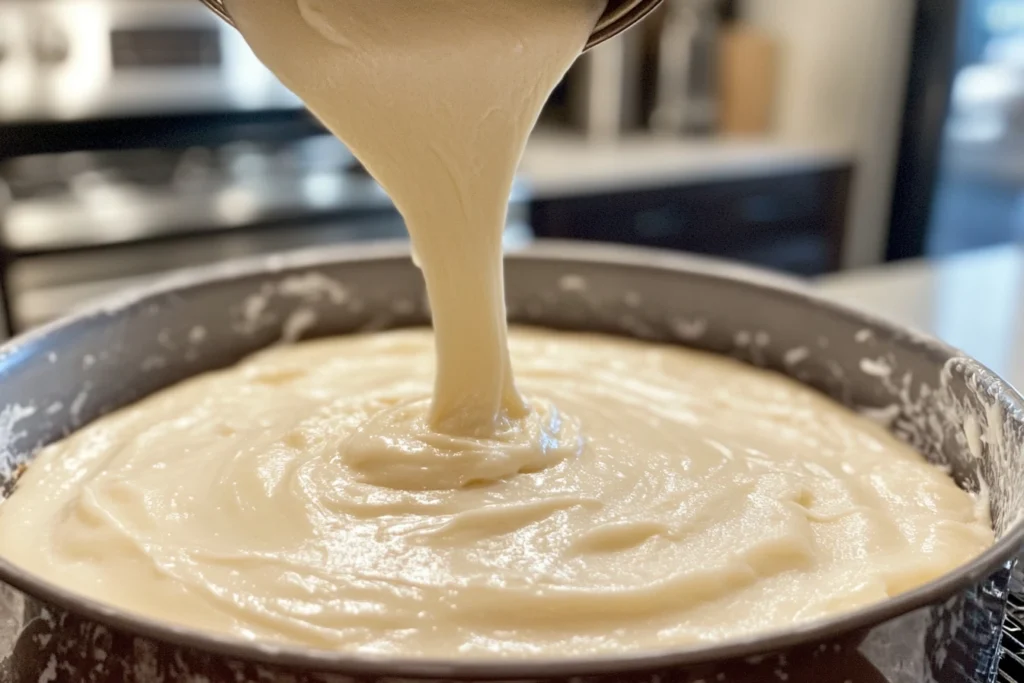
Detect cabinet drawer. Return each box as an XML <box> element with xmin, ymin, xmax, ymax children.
<box><xmin>530</xmin><ymin>166</ymin><xmax>851</xmax><ymax>274</ymax></box>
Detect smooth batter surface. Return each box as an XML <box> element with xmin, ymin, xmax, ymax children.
<box><xmin>0</xmin><ymin>330</ymin><xmax>993</xmax><ymax>655</ymax></box>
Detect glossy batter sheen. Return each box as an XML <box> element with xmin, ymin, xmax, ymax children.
<box><xmin>0</xmin><ymin>0</ymin><xmax>994</xmax><ymax>660</ymax></box>
<box><xmin>0</xmin><ymin>330</ymin><xmax>993</xmax><ymax>655</ymax></box>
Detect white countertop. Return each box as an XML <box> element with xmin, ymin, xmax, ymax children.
<box><xmin>521</xmin><ymin>133</ymin><xmax>853</xmax><ymax>199</ymax></box>
<box><xmin>817</xmin><ymin>245</ymin><xmax>1024</xmax><ymax>388</ymax></box>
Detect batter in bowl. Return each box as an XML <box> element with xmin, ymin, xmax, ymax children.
<box><xmin>0</xmin><ymin>330</ymin><xmax>993</xmax><ymax>656</ymax></box>
<box><xmin>0</xmin><ymin>0</ymin><xmax>994</xmax><ymax>659</ymax></box>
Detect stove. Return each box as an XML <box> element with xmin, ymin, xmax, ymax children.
<box><xmin>0</xmin><ymin>135</ymin><xmax>533</xmax><ymax>331</ymax></box>
<box><xmin>0</xmin><ymin>135</ymin><xmax>386</xmax><ymax>253</ymax></box>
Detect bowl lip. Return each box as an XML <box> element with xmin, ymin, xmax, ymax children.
<box><xmin>587</xmin><ymin>0</ymin><xmax>664</xmax><ymax>50</ymax></box>
<box><xmin>207</xmin><ymin>0</ymin><xmax>661</xmax><ymax>54</ymax></box>
<box><xmin>0</xmin><ymin>239</ymin><xmax>1021</xmax><ymax>678</ymax></box>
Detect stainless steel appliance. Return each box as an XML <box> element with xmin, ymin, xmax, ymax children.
<box><xmin>0</xmin><ymin>0</ymin><xmax>310</xmax><ymax>332</ymax></box>
<box><xmin>0</xmin><ymin>136</ymin><xmax>532</xmax><ymax>331</ymax></box>
<box><xmin>0</xmin><ymin>0</ymin><xmax>301</xmax><ymax>122</ymax></box>
<box><xmin>0</xmin><ymin>0</ymin><xmax>533</xmax><ymax>333</ymax></box>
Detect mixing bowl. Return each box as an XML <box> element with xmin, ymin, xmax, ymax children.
<box><xmin>0</xmin><ymin>241</ymin><xmax>1021</xmax><ymax>683</ymax></box>
<box><xmin>198</xmin><ymin>0</ymin><xmax>664</xmax><ymax>51</ymax></box>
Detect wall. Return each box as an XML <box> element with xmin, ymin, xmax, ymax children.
<box><xmin>742</xmin><ymin>0</ymin><xmax>917</xmax><ymax>268</ymax></box>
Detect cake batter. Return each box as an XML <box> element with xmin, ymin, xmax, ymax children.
<box><xmin>0</xmin><ymin>0</ymin><xmax>994</xmax><ymax>659</ymax></box>
<box><xmin>0</xmin><ymin>330</ymin><xmax>993</xmax><ymax>655</ymax></box>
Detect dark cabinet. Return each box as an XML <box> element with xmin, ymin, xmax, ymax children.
<box><xmin>529</xmin><ymin>165</ymin><xmax>853</xmax><ymax>275</ymax></box>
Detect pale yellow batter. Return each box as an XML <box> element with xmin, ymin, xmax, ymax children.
<box><xmin>0</xmin><ymin>0</ymin><xmax>995</xmax><ymax>660</ymax></box>
<box><xmin>0</xmin><ymin>330</ymin><xmax>993</xmax><ymax>655</ymax></box>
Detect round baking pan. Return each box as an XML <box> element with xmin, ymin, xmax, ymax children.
<box><xmin>0</xmin><ymin>241</ymin><xmax>1021</xmax><ymax>683</ymax></box>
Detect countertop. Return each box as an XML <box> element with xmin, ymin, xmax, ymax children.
<box><xmin>817</xmin><ymin>244</ymin><xmax>1024</xmax><ymax>389</ymax></box>
<box><xmin>521</xmin><ymin>133</ymin><xmax>853</xmax><ymax>199</ymax></box>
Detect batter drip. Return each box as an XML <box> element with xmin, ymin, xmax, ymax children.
<box><xmin>209</xmin><ymin>0</ymin><xmax>607</xmax><ymax>488</ymax></box>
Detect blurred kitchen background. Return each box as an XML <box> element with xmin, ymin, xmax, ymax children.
<box><xmin>0</xmin><ymin>0</ymin><xmax>1017</xmax><ymax>335</ymax></box>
